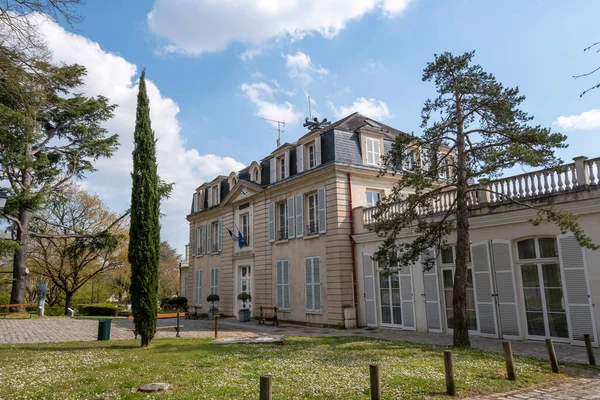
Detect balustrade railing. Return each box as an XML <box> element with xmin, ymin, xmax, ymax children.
<box><xmin>363</xmin><ymin>156</ymin><xmax>600</xmax><ymax>227</ymax></box>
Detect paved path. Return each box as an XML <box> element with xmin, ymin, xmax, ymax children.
<box><xmin>471</xmin><ymin>377</ymin><xmax>600</xmax><ymax>399</ymax></box>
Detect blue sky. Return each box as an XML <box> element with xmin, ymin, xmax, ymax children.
<box><xmin>37</xmin><ymin>0</ymin><xmax>600</xmax><ymax>253</ymax></box>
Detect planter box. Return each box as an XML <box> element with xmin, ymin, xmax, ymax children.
<box><xmin>238</xmin><ymin>309</ymin><xmax>251</xmax><ymax>322</ymax></box>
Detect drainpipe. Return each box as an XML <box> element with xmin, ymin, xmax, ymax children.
<box><xmin>347</xmin><ymin>172</ymin><xmax>358</xmax><ymax>310</ymax></box>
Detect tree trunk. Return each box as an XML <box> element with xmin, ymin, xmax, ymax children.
<box><xmin>452</xmin><ymin>93</ymin><xmax>471</xmax><ymax>348</ymax></box>
<box><xmin>64</xmin><ymin>293</ymin><xmax>73</xmax><ymax>316</ymax></box>
<box><xmin>9</xmin><ymin>209</ymin><xmax>30</xmax><ymax>312</ymax></box>
<box><xmin>141</xmin><ymin>335</ymin><xmax>149</xmax><ymax>347</ymax></box>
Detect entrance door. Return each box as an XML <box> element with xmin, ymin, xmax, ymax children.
<box><xmin>441</xmin><ymin>268</ymin><xmax>477</xmax><ymax>332</ymax></box>
<box><xmin>521</xmin><ymin>263</ymin><xmax>568</xmax><ymax>340</ymax></box>
<box><xmin>239</xmin><ymin>265</ymin><xmax>252</xmax><ymax>314</ymax></box>
<box><xmin>379</xmin><ymin>273</ymin><xmax>402</xmax><ymax>327</ymax></box>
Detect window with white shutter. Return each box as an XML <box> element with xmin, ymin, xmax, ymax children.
<box><xmin>217</xmin><ymin>218</ymin><xmax>222</xmax><ymax>252</ymax></box>
<box><xmin>471</xmin><ymin>241</ymin><xmax>498</xmax><ymax>337</ymax></box>
<box><xmin>268</xmin><ymin>202</ymin><xmax>275</xmax><ymax>242</ymax></box>
<box><xmin>276</xmin><ymin>260</ymin><xmax>290</xmax><ymax>310</ymax></box>
<box><xmin>296</xmin><ymin>144</ymin><xmax>304</xmax><ymax>173</ymax></box>
<box><xmin>201</xmin><ymin>224</ymin><xmax>207</xmax><ymax>254</ymax></box>
<box><xmin>317</xmin><ymin>186</ymin><xmax>327</xmax><ymax>233</ymax></box>
<box><xmin>206</xmin><ymin>222</ymin><xmax>212</xmax><ymax>254</ymax></box>
<box><xmin>365</xmin><ymin>137</ymin><xmax>381</xmax><ymax>166</ymax></box>
<box><xmin>207</xmin><ymin>187</ymin><xmax>213</xmax><ymax>207</ymax></box>
<box><xmin>270</xmin><ymin>157</ymin><xmax>276</xmax><ymax>183</ymax></box>
<box><xmin>196</xmin><ymin>226</ymin><xmax>202</xmax><ymax>255</ymax></box>
<box><xmin>195</xmin><ymin>269</ymin><xmax>203</xmax><ymax>306</ymax></box>
<box><xmin>210</xmin><ymin>268</ymin><xmax>219</xmax><ymax>295</ymax></box>
<box><xmin>191</xmin><ymin>227</ymin><xmax>197</xmax><ymax>256</ymax></box>
<box><xmin>314</xmin><ymin>135</ymin><xmax>322</xmax><ymax>166</ymax></box>
<box><xmin>422</xmin><ymin>249</ymin><xmax>442</xmax><ymax>332</ymax></box>
<box><xmin>305</xmin><ymin>256</ymin><xmax>321</xmax><ymax>312</ymax></box>
<box><xmin>295</xmin><ymin>194</ymin><xmax>304</xmax><ymax>238</ymax></box>
<box><xmin>287</xmin><ymin>197</ymin><xmax>295</xmax><ymax>239</ymax></box>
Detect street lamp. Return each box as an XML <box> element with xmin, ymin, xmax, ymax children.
<box><xmin>0</xmin><ymin>189</ymin><xmax>7</xmax><ymax>209</ymax></box>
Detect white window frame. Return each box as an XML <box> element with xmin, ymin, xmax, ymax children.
<box><xmin>210</xmin><ymin>268</ymin><xmax>218</xmax><ymax>295</ymax></box>
<box><xmin>279</xmin><ymin>157</ymin><xmax>286</xmax><ymax>180</ymax></box>
<box><xmin>308</xmin><ymin>143</ymin><xmax>316</xmax><ymax>169</ymax></box>
<box><xmin>212</xmin><ymin>222</ymin><xmax>219</xmax><ymax>252</ymax></box>
<box><xmin>195</xmin><ymin>269</ymin><xmax>203</xmax><ymax>306</ymax></box>
<box><xmin>307</xmin><ymin>193</ymin><xmax>318</xmax><ymax>234</ymax></box>
<box><xmin>305</xmin><ymin>256</ymin><xmax>322</xmax><ymax>312</ymax></box>
<box><xmin>365</xmin><ymin>137</ymin><xmax>381</xmax><ymax>166</ymax></box>
<box><xmin>366</xmin><ymin>190</ymin><xmax>382</xmax><ymax>208</ymax></box>
<box><xmin>278</xmin><ymin>201</ymin><xmax>288</xmax><ymax>240</ymax></box>
<box><xmin>276</xmin><ymin>260</ymin><xmax>290</xmax><ymax>310</ymax></box>
<box><xmin>240</xmin><ymin>212</ymin><xmax>250</xmax><ymax>246</ymax></box>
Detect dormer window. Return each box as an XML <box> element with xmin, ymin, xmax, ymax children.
<box><xmin>365</xmin><ymin>137</ymin><xmax>381</xmax><ymax>166</ymax></box>
<box><xmin>279</xmin><ymin>157</ymin><xmax>286</xmax><ymax>180</ymax></box>
<box><xmin>308</xmin><ymin>143</ymin><xmax>316</xmax><ymax>169</ymax></box>
<box><xmin>254</xmin><ymin>169</ymin><xmax>259</xmax><ymax>183</ymax></box>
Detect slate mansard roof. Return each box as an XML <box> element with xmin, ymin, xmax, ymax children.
<box><xmin>190</xmin><ymin>113</ymin><xmax>406</xmax><ymax>214</ymax></box>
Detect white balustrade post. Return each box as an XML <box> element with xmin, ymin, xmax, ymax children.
<box><xmin>573</xmin><ymin>156</ymin><xmax>589</xmax><ymax>187</ymax></box>
<box><xmin>477</xmin><ymin>179</ymin><xmax>491</xmax><ymax>206</ymax></box>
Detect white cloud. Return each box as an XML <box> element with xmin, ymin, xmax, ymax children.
<box><xmin>553</xmin><ymin>109</ymin><xmax>600</xmax><ymax>130</ymax></box>
<box><xmin>35</xmin><ymin>16</ymin><xmax>244</xmax><ymax>253</ymax></box>
<box><xmin>328</xmin><ymin>97</ymin><xmax>390</xmax><ymax>120</ymax></box>
<box><xmin>284</xmin><ymin>50</ymin><xmax>328</xmax><ymax>84</ymax></box>
<box><xmin>366</xmin><ymin>59</ymin><xmax>386</xmax><ymax>71</ymax></box>
<box><xmin>241</xmin><ymin>82</ymin><xmax>303</xmax><ymax>125</ymax></box>
<box><xmin>147</xmin><ymin>0</ymin><xmax>414</xmax><ymax>55</ymax></box>
<box><xmin>240</xmin><ymin>48</ymin><xmax>263</xmax><ymax>62</ymax></box>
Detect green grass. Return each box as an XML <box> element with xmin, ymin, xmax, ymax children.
<box><xmin>0</xmin><ymin>337</ymin><xmax>595</xmax><ymax>399</ymax></box>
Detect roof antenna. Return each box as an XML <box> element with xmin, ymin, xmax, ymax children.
<box><xmin>261</xmin><ymin>118</ymin><xmax>286</xmax><ymax>148</ymax></box>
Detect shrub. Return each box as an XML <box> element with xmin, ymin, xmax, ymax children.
<box><xmin>161</xmin><ymin>296</ymin><xmax>187</xmax><ymax>309</ymax></box>
<box><xmin>0</xmin><ymin>292</ymin><xmax>10</xmax><ymax>305</ymax></box>
<box><xmin>78</xmin><ymin>303</ymin><xmax>118</xmax><ymax>316</ymax></box>
<box><xmin>45</xmin><ymin>306</ymin><xmax>66</xmax><ymax>316</ymax></box>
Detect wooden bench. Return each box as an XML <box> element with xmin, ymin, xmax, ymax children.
<box><xmin>0</xmin><ymin>303</ymin><xmax>36</xmax><ymax>318</ymax></box>
<box><xmin>258</xmin><ymin>306</ymin><xmax>279</xmax><ymax>326</ymax></box>
<box><xmin>128</xmin><ymin>312</ymin><xmax>184</xmax><ymax>338</ymax></box>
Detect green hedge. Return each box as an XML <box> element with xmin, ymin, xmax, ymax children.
<box><xmin>78</xmin><ymin>303</ymin><xmax>118</xmax><ymax>317</ymax></box>
<box><xmin>45</xmin><ymin>306</ymin><xmax>66</xmax><ymax>316</ymax></box>
<box><xmin>161</xmin><ymin>296</ymin><xmax>187</xmax><ymax>309</ymax></box>
<box><xmin>0</xmin><ymin>292</ymin><xmax>10</xmax><ymax>305</ymax></box>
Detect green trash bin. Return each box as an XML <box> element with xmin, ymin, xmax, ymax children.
<box><xmin>97</xmin><ymin>319</ymin><xmax>111</xmax><ymax>341</ymax></box>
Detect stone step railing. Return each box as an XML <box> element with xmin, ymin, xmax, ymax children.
<box><xmin>363</xmin><ymin>156</ymin><xmax>600</xmax><ymax>227</ymax></box>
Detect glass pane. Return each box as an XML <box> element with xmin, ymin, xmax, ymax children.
<box><xmin>548</xmin><ymin>313</ymin><xmax>569</xmax><ymax>338</ymax></box>
<box><xmin>521</xmin><ymin>265</ymin><xmax>540</xmax><ymax>287</ymax></box>
<box><xmin>539</xmin><ymin>238</ymin><xmax>558</xmax><ymax>258</ymax></box>
<box><xmin>441</xmin><ymin>247</ymin><xmax>454</xmax><ymax>264</ymax></box>
<box><xmin>518</xmin><ymin>238</ymin><xmax>536</xmax><ymax>259</ymax></box>
<box><xmin>379</xmin><ymin>274</ymin><xmax>389</xmax><ymax>289</ymax></box>
<box><xmin>545</xmin><ymin>288</ymin><xmax>565</xmax><ymax>312</ymax></box>
<box><xmin>467</xmin><ymin>310</ymin><xmax>477</xmax><ymax>331</ymax></box>
<box><xmin>381</xmin><ymin>289</ymin><xmax>390</xmax><ymax>306</ymax></box>
<box><xmin>466</xmin><ymin>288</ymin><xmax>475</xmax><ymax>310</ymax></box>
<box><xmin>523</xmin><ymin>288</ymin><xmax>543</xmax><ymax>311</ymax></box>
<box><xmin>381</xmin><ymin>306</ymin><xmax>391</xmax><ymax>324</ymax></box>
<box><xmin>442</xmin><ymin>270</ymin><xmax>453</xmax><ymax>289</ymax></box>
<box><xmin>373</xmin><ymin>192</ymin><xmax>381</xmax><ymax>204</ymax></box>
<box><xmin>542</xmin><ymin>264</ymin><xmax>561</xmax><ymax>288</ymax></box>
<box><xmin>392</xmin><ymin>306</ymin><xmax>402</xmax><ymax>326</ymax></box>
<box><xmin>526</xmin><ymin>312</ymin><xmax>546</xmax><ymax>336</ymax></box>
<box><xmin>444</xmin><ymin>290</ymin><xmax>453</xmax><ymax>310</ymax></box>
<box><xmin>446</xmin><ymin>309</ymin><xmax>454</xmax><ymax>330</ymax></box>
<box><xmin>366</xmin><ymin>192</ymin><xmax>373</xmax><ymax>207</ymax></box>
<box><xmin>392</xmin><ymin>288</ymin><xmax>401</xmax><ymax>307</ymax></box>
<box><xmin>391</xmin><ymin>274</ymin><xmax>400</xmax><ymax>289</ymax></box>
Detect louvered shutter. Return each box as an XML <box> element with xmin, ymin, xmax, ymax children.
<box><xmin>217</xmin><ymin>218</ymin><xmax>222</xmax><ymax>252</ymax></box>
<box><xmin>296</xmin><ymin>145</ymin><xmax>304</xmax><ymax>173</ymax></box>
<box><xmin>317</xmin><ymin>187</ymin><xmax>326</xmax><ymax>233</ymax></box>
<box><xmin>191</xmin><ymin>227</ymin><xmax>197</xmax><ymax>256</ymax></box>
<box><xmin>491</xmin><ymin>240</ymin><xmax>520</xmax><ymax>339</ymax></box>
<box><xmin>362</xmin><ymin>254</ymin><xmax>377</xmax><ymax>327</ymax></box>
<box><xmin>557</xmin><ymin>233</ymin><xmax>597</xmax><ymax>346</ymax></box>
<box><xmin>196</xmin><ymin>227</ymin><xmax>202</xmax><ymax>255</ymax></box>
<box><xmin>268</xmin><ymin>203</ymin><xmax>275</xmax><ymax>242</ymax></box>
<box><xmin>276</xmin><ymin>261</ymin><xmax>282</xmax><ymax>308</ymax></box>
<box><xmin>202</xmin><ymin>225</ymin><xmax>207</xmax><ymax>254</ymax></box>
<box><xmin>195</xmin><ymin>269</ymin><xmax>203</xmax><ymax>306</ymax></box>
<box><xmin>207</xmin><ymin>187</ymin><xmax>213</xmax><ymax>207</ymax></box>
<box><xmin>206</xmin><ymin>222</ymin><xmax>212</xmax><ymax>253</ymax></box>
<box><xmin>471</xmin><ymin>241</ymin><xmax>498</xmax><ymax>337</ymax></box>
<box><xmin>313</xmin><ymin>257</ymin><xmax>321</xmax><ymax>311</ymax></box>
<box><xmin>315</xmin><ymin>135</ymin><xmax>322</xmax><ymax>166</ymax></box>
<box><xmin>305</xmin><ymin>258</ymin><xmax>313</xmax><ymax>311</ymax></box>
<box><xmin>270</xmin><ymin>157</ymin><xmax>276</xmax><ymax>183</ymax></box>
<box><xmin>215</xmin><ymin>184</ymin><xmax>220</xmax><ymax>205</ymax></box>
<box><xmin>287</xmin><ymin>197</ymin><xmax>295</xmax><ymax>239</ymax></box>
<box><xmin>284</xmin><ymin>150</ymin><xmax>290</xmax><ymax>179</ymax></box>
<box><xmin>422</xmin><ymin>249</ymin><xmax>442</xmax><ymax>332</ymax></box>
<box><xmin>199</xmin><ymin>190</ymin><xmax>204</xmax><ymax>211</ymax></box>
<box><xmin>399</xmin><ymin>264</ymin><xmax>416</xmax><ymax>330</ymax></box>
<box><xmin>295</xmin><ymin>194</ymin><xmax>304</xmax><ymax>238</ymax></box>
<box><xmin>283</xmin><ymin>260</ymin><xmax>290</xmax><ymax>310</ymax></box>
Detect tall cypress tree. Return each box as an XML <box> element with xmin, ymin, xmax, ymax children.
<box><xmin>128</xmin><ymin>70</ymin><xmax>160</xmax><ymax>347</ymax></box>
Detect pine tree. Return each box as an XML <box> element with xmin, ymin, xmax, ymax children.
<box><xmin>128</xmin><ymin>70</ymin><xmax>160</xmax><ymax>347</ymax></box>
<box><xmin>373</xmin><ymin>51</ymin><xmax>596</xmax><ymax>348</ymax></box>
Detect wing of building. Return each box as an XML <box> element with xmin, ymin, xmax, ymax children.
<box><xmin>182</xmin><ymin>112</ymin><xmax>600</xmax><ymax>347</ymax></box>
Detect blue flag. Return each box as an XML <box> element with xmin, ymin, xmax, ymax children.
<box><xmin>238</xmin><ymin>231</ymin><xmax>244</xmax><ymax>249</ymax></box>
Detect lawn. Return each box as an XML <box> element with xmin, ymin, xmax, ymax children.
<box><xmin>0</xmin><ymin>336</ymin><xmax>594</xmax><ymax>399</ymax></box>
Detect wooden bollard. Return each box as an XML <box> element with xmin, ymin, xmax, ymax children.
<box><xmin>545</xmin><ymin>338</ymin><xmax>560</xmax><ymax>373</ymax></box>
<box><xmin>584</xmin><ymin>334</ymin><xmax>596</xmax><ymax>366</ymax></box>
<box><xmin>502</xmin><ymin>341</ymin><xmax>516</xmax><ymax>381</ymax></box>
<box><xmin>369</xmin><ymin>364</ymin><xmax>381</xmax><ymax>400</ymax></box>
<box><xmin>259</xmin><ymin>375</ymin><xmax>272</xmax><ymax>400</ymax></box>
<box><xmin>444</xmin><ymin>350</ymin><xmax>456</xmax><ymax>396</ymax></box>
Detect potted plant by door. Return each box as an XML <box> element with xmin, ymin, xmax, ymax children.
<box><xmin>207</xmin><ymin>294</ymin><xmax>220</xmax><ymax>318</ymax></box>
<box><xmin>237</xmin><ymin>292</ymin><xmax>252</xmax><ymax>322</ymax></box>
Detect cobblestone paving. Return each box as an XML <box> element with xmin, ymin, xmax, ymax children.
<box><xmin>469</xmin><ymin>377</ymin><xmax>600</xmax><ymax>399</ymax></box>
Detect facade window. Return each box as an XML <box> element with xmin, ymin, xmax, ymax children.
<box><xmin>308</xmin><ymin>143</ymin><xmax>316</xmax><ymax>169</ymax></box>
<box><xmin>307</xmin><ymin>193</ymin><xmax>318</xmax><ymax>235</ymax></box>
<box><xmin>212</xmin><ymin>222</ymin><xmax>220</xmax><ymax>252</ymax></box>
<box><xmin>420</xmin><ymin>149</ymin><xmax>432</xmax><ymax>171</ymax></box>
<box><xmin>366</xmin><ymin>191</ymin><xmax>382</xmax><ymax>208</ymax></box>
<box><xmin>365</xmin><ymin>137</ymin><xmax>381</xmax><ymax>166</ymax></box>
<box><xmin>440</xmin><ymin>246</ymin><xmax>476</xmax><ymax>331</ymax></box>
<box><xmin>195</xmin><ymin>269</ymin><xmax>203</xmax><ymax>306</ymax></box>
<box><xmin>403</xmin><ymin>150</ymin><xmax>415</xmax><ymax>171</ymax></box>
<box><xmin>516</xmin><ymin>237</ymin><xmax>566</xmax><ymax>339</ymax></box>
<box><xmin>212</xmin><ymin>184</ymin><xmax>220</xmax><ymax>206</ymax></box>
<box><xmin>276</xmin><ymin>260</ymin><xmax>290</xmax><ymax>310</ymax></box>
<box><xmin>439</xmin><ymin>156</ymin><xmax>450</xmax><ymax>180</ymax></box>
<box><xmin>254</xmin><ymin>169</ymin><xmax>259</xmax><ymax>183</ymax></box>
<box><xmin>196</xmin><ymin>226</ymin><xmax>204</xmax><ymax>254</ymax></box>
<box><xmin>279</xmin><ymin>157</ymin><xmax>286</xmax><ymax>180</ymax></box>
<box><xmin>305</xmin><ymin>256</ymin><xmax>321</xmax><ymax>312</ymax></box>
<box><xmin>210</xmin><ymin>268</ymin><xmax>219</xmax><ymax>295</ymax></box>
<box><xmin>278</xmin><ymin>202</ymin><xmax>288</xmax><ymax>240</ymax></box>
<box><xmin>240</xmin><ymin>213</ymin><xmax>250</xmax><ymax>246</ymax></box>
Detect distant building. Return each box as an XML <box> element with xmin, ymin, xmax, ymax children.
<box><xmin>183</xmin><ymin>113</ymin><xmax>600</xmax><ymax>346</ymax></box>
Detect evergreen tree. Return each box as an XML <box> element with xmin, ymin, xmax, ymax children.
<box><xmin>373</xmin><ymin>51</ymin><xmax>596</xmax><ymax>348</ymax></box>
<box><xmin>128</xmin><ymin>70</ymin><xmax>160</xmax><ymax>347</ymax></box>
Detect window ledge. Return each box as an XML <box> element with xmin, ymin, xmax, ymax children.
<box><xmin>275</xmin><ymin>239</ymin><xmax>289</xmax><ymax>244</ymax></box>
<box><xmin>303</xmin><ymin>234</ymin><xmax>320</xmax><ymax>240</ymax></box>
<box><xmin>305</xmin><ymin>311</ymin><xmax>323</xmax><ymax>315</ymax></box>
